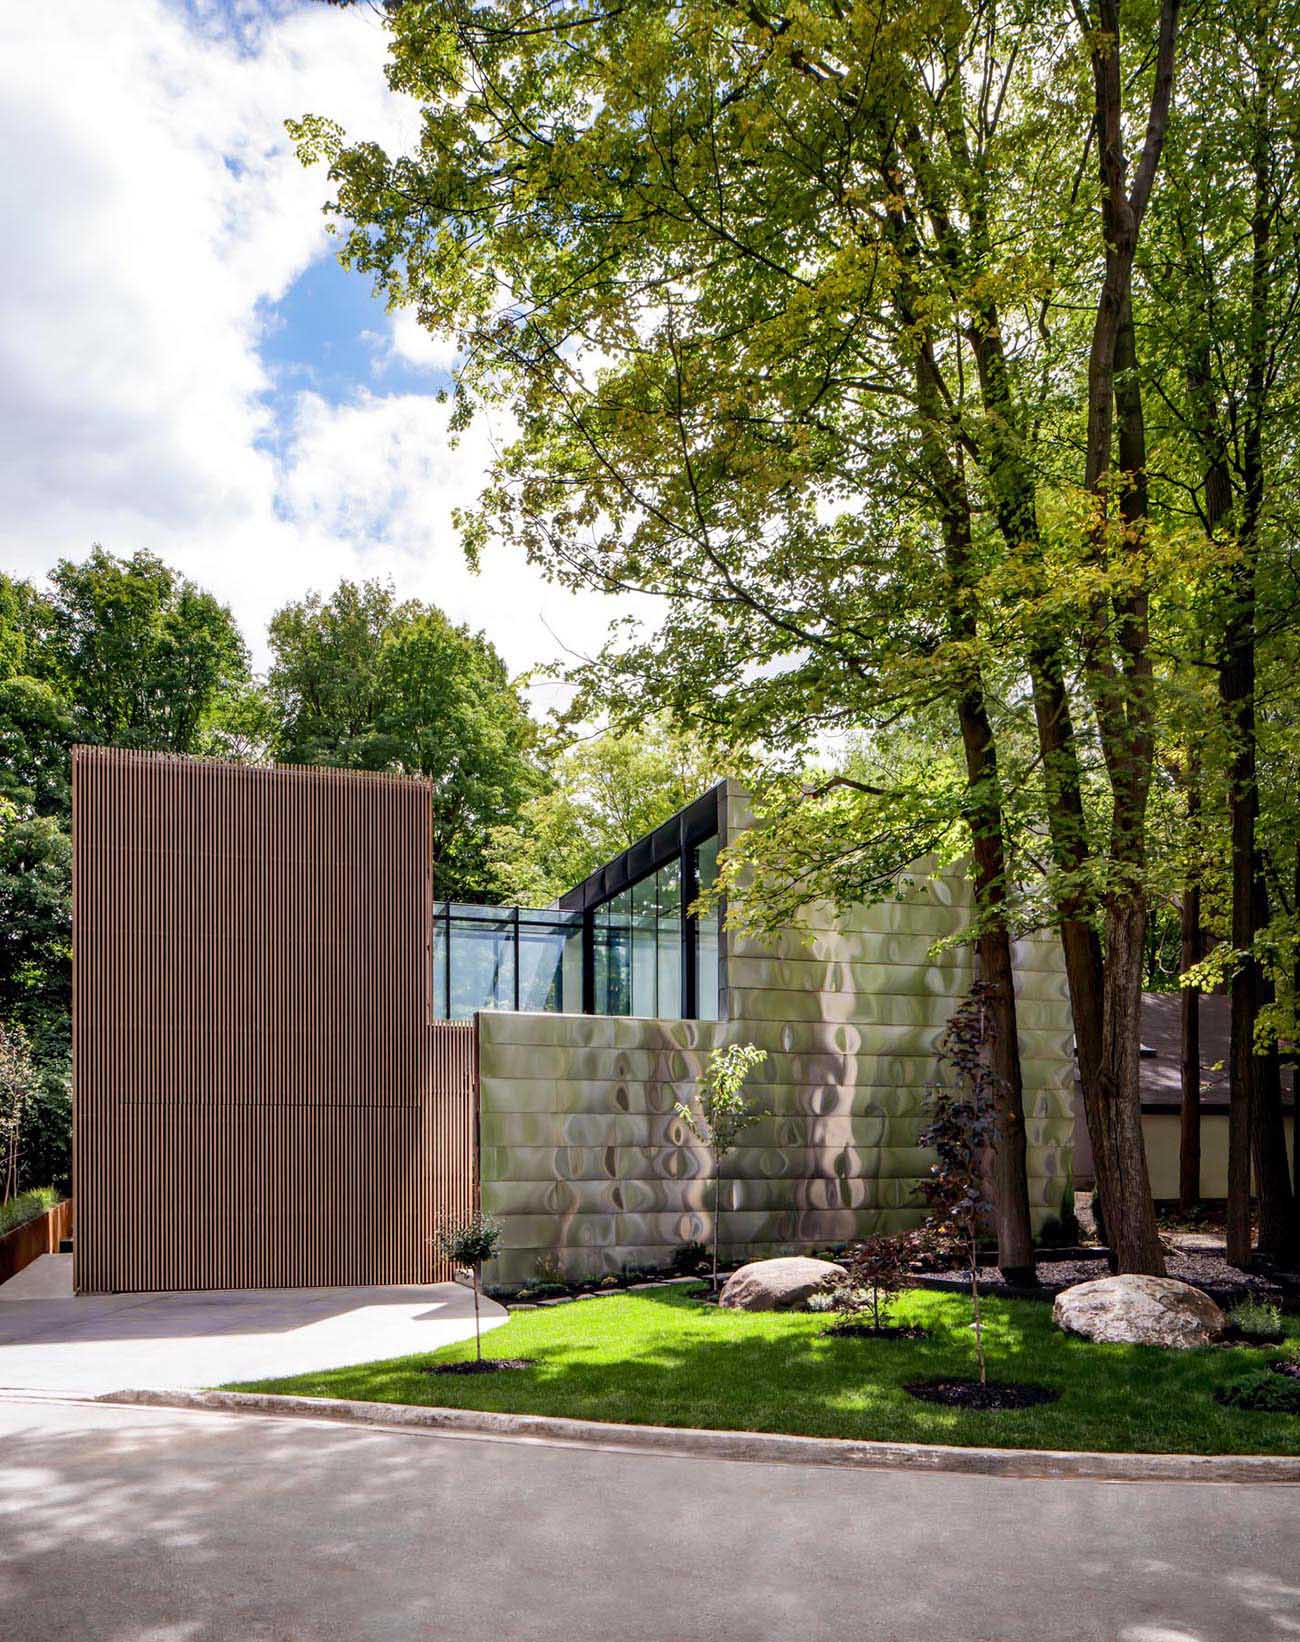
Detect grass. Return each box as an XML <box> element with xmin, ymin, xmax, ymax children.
<box><xmin>0</xmin><ymin>1186</ymin><xmax>60</xmax><ymax>1238</ymax></box>
<box><xmin>229</xmin><ymin>1285</ymin><xmax>1300</xmax><ymax>1456</ymax></box>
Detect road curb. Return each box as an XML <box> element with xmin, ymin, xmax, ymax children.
<box><xmin>96</xmin><ymin>1388</ymin><xmax>1300</xmax><ymax>1484</ymax></box>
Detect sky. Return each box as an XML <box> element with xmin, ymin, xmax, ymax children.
<box><xmin>0</xmin><ymin>0</ymin><xmax>633</xmax><ymax>692</ymax></box>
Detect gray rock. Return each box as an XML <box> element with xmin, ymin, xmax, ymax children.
<box><xmin>1053</xmin><ymin>1274</ymin><xmax>1226</xmax><ymax>1349</ymax></box>
<box><xmin>719</xmin><ymin>1256</ymin><xmax>846</xmax><ymax>1312</ymax></box>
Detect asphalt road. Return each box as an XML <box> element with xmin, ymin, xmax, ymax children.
<box><xmin>2</xmin><ymin>1396</ymin><xmax>1297</xmax><ymax>1642</ymax></box>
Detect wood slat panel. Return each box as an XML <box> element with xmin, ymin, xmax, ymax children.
<box><xmin>73</xmin><ymin>747</ymin><xmax>476</xmax><ymax>1294</ymax></box>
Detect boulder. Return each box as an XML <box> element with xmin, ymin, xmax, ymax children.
<box><xmin>1053</xmin><ymin>1274</ymin><xmax>1226</xmax><ymax>1349</ymax></box>
<box><xmin>718</xmin><ymin>1256</ymin><xmax>846</xmax><ymax>1312</ymax></box>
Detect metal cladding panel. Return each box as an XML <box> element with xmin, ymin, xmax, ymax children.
<box><xmin>72</xmin><ymin>747</ymin><xmax>476</xmax><ymax>1294</ymax></box>
<box><xmin>478</xmin><ymin>831</ymin><xmax>1075</xmax><ymax>1284</ymax></box>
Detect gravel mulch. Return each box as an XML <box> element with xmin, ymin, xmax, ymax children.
<box><xmin>904</xmin><ymin>1379</ymin><xmax>1060</xmax><ymax>1411</ymax></box>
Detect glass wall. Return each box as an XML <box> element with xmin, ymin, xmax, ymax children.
<box><xmin>433</xmin><ymin>833</ymin><xmax>723</xmax><ymax>1021</ymax></box>
<box><xmin>434</xmin><ymin>904</ymin><xmax>582</xmax><ymax>1021</ymax></box>
<box><xmin>695</xmin><ymin>834</ymin><xmax>721</xmax><ymax>1021</ymax></box>
<box><xmin>591</xmin><ymin>856</ymin><xmax>684</xmax><ymax>1019</ymax></box>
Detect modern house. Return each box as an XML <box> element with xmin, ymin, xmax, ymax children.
<box><xmin>73</xmin><ymin>747</ymin><xmax>1075</xmax><ymax>1294</ymax></box>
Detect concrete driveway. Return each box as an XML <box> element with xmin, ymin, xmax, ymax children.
<box><xmin>0</xmin><ymin>1255</ymin><xmax>506</xmax><ymax>1393</ymax></box>
<box><xmin>2</xmin><ymin>1395</ymin><xmax>1297</xmax><ymax>1642</ymax></box>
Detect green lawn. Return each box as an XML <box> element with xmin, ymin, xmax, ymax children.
<box><xmin>229</xmin><ymin>1286</ymin><xmax>1300</xmax><ymax>1455</ymax></box>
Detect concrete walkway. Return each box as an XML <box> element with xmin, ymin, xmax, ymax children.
<box><xmin>2</xmin><ymin>1396</ymin><xmax>1298</xmax><ymax>1642</ymax></box>
<box><xmin>0</xmin><ymin>1256</ymin><xmax>506</xmax><ymax>1393</ymax></box>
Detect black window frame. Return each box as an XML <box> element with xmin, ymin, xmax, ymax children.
<box><xmin>557</xmin><ymin>781</ymin><xmax>725</xmax><ymax>1021</ymax></box>
<box><xmin>432</xmin><ymin>781</ymin><xmax>727</xmax><ymax>1022</ymax></box>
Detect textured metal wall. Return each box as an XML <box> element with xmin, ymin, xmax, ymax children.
<box><xmin>73</xmin><ymin>747</ymin><xmax>476</xmax><ymax>1294</ymax></box>
<box><xmin>479</xmin><ymin>782</ymin><xmax>1074</xmax><ymax>1285</ymax></box>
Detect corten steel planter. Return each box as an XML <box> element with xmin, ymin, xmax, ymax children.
<box><xmin>0</xmin><ymin>1198</ymin><xmax>73</xmax><ymax>1285</ymax></box>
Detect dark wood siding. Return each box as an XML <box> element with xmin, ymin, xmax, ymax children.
<box><xmin>73</xmin><ymin>747</ymin><xmax>476</xmax><ymax>1293</ymax></box>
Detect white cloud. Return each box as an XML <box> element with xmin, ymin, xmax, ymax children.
<box><xmin>0</xmin><ymin>0</ymin><xmax>635</xmax><ymax>693</ymax></box>
<box><xmin>386</xmin><ymin>307</ymin><xmax>463</xmax><ymax>374</ymax></box>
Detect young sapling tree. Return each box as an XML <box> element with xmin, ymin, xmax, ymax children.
<box><xmin>434</xmin><ymin>1212</ymin><xmax>503</xmax><ymax>1364</ymax></box>
<box><xmin>676</xmin><ymin>1043</ymin><xmax>768</xmax><ymax>1290</ymax></box>
<box><xmin>917</xmin><ymin>984</ymin><xmax>1000</xmax><ymax>1385</ymax></box>
<box><xmin>837</xmin><ymin>1232</ymin><xmax>923</xmax><ymax>1332</ymax></box>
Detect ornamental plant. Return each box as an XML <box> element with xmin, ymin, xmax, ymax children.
<box><xmin>676</xmin><ymin>1043</ymin><xmax>768</xmax><ymax>1291</ymax></box>
<box><xmin>917</xmin><ymin>985</ymin><xmax>1000</xmax><ymax>1385</ymax></box>
<box><xmin>837</xmin><ymin>1232</ymin><xmax>925</xmax><ymax>1333</ymax></box>
<box><xmin>434</xmin><ymin>1212</ymin><xmax>503</xmax><ymax>1364</ymax></box>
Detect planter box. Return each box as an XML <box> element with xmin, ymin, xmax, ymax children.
<box><xmin>0</xmin><ymin>1199</ymin><xmax>73</xmax><ymax>1286</ymax></box>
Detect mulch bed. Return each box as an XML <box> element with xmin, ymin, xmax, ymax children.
<box><xmin>913</xmin><ymin>1246</ymin><xmax>1300</xmax><ymax>1311</ymax></box>
<box><xmin>904</xmin><ymin>1378</ymin><xmax>1060</xmax><ymax>1412</ymax></box>
<box><xmin>827</xmin><ymin>1321</ymin><xmax>928</xmax><ymax>1341</ymax></box>
<box><xmin>423</xmin><ymin>1358</ymin><xmax>537</xmax><ymax>1375</ymax></box>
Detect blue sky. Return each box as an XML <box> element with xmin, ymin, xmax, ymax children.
<box><xmin>256</xmin><ymin>256</ymin><xmax>455</xmax><ymax>452</ymax></box>
<box><xmin>0</xmin><ymin>0</ymin><xmax>628</xmax><ymax>685</ymax></box>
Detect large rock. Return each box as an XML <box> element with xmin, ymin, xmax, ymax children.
<box><xmin>1053</xmin><ymin>1274</ymin><xmax>1226</xmax><ymax>1349</ymax></box>
<box><xmin>719</xmin><ymin>1256</ymin><xmax>845</xmax><ymax>1312</ymax></box>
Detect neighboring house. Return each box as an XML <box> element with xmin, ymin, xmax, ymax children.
<box><xmin>1072</xmin><ymin>992</ymin><xmax>1296</xmax><ymax>1200</ymax></box>
<box><xmin>73</xmin><ymin>749</ymin><xmax>1074</xmax><ymax>1294</ymax></box>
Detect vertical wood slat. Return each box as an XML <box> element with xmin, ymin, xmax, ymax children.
<box><xmin>72</xmin><ymin>746</ymin><xmax>477</xmax><ymax>1294</ymax></box>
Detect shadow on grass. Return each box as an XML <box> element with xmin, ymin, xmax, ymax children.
<box><xmin>236</xmin><ymin>1285</ymin><xmax>1300</xmax><ymax>1456</ymax></box>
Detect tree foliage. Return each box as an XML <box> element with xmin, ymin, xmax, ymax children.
<box><xmin>295</xmin><ymin>0</ymin><xmax>1300</xmax><ymax>1270</ymax></box>
<box><xmin>0</xmin><ymin>1018</ymin><xmax>37</xmax><ymax>1204</ymax></box>
<box><xmin>676</xmin><ymin>1042</ymin><xmax>768</xmax><ymax>1289</ymax></box>
<box><xmin>267</xmin><ymin>578</ymin><xmax>544</xmax><ymax>898</ymax></box>
<box><xmin>435</xmin><ymin>1211</ymin><xmax>504</xmax><ymax>1361</ymax></box>
<box><xmin>486</xmin><ymin>717</ymin><xmax>723</xmax><ymax>903</ymax></box>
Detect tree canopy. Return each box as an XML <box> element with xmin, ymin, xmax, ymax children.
<box><xmin>296</xmin><ymin>0</ymin><xmax>1300</xmax><ymax>1267</ymax></box>
<box><xmin>266</xmin><ymin>577</ymin><xmax>545</xmax><ymax>899</ymax></box>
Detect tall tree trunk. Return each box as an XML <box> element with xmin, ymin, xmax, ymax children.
<box><xmin>1179</xmin><ymin>787</ymin><xmax>1202</xmax><ymax>1213</ymax></box>
<box><xmin>1063</xmin><ymin>0</ymin><xmax>1179</xmax><ymax>1277</ymax></box>
<box><xmin>884</xmin><ymin>8</ymin><xmax>1175</xmax><ymax>1275</ymax></box>
<box><xmin>955</xmin><ymin>691</ymin><xmax>1035</xmax><ymax>1282</ymax></box>
<box><xmin>876</xmin><ymin>180</ymin><xmax>1036</xmax><ymax>1280</ymax></box>
<box><xmin>1294</xmin><ymin>842</ymin><xmax>1300</xmax><ymax>1205</ymax></box>
<box><xmin>1220</xmin><ymin>73</ymin><xmax>1276</xmax><ymax>1266</ymax></box>
<box><xmin>1252</xmin><ymin>873</ymin><xmax>1294</xmax><ymax>1254</ymax></box>
<box><xmin>939</xmin><ymin>107</ymin><xmax>1164</xmax><ymax>1270</ymax></box>
<box><xmin>1220</xmin><ymin>540</ymin><xmax>1259</xmax><ymax>1267</ymax></box>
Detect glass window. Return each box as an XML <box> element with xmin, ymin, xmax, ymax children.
<box><xmin>449</xmin><ymin>911</ymin><xmax>514</xmax><ymax>1019</ymax></box>
<box><xmin>433</xmin><ymin>917</ymin><xmax>449</xmax><ymax>1019</ymax></box>
<box><xmin>655</xmin><ymin>857</ymin><xmax>682</xmax><ymax>1018</ymax></box>
<box><xmin>631</xmin><ymin>873</ymin><xmax>657</xmax><ymax>1016</ymax></box>
<box><xmin>694</xmin><ymin>836</ymin><xmax>721</xmax><ymax>1021</ymax></box>
<box><xmin>517</xmin><ymin>911</ymin><xmax>581</xmax><ymax>1013</ymax></box>
<box><xmin>593</xmin><ymin>890</ymin><xmax>633</xmax><ymax>1016</ymax></box>
<box><xmin>430</xmin><ymin>821</ymin><xmax>721</xmax><ymax>1022</ymax></box>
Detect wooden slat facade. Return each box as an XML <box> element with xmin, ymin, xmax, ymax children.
<box><xmin>73</xmin><ymin>747</ymin><xmax>477</xmax><ymax>1294</ymax></box>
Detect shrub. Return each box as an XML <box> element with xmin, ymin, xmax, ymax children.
<box><xmin>533</xmin><ymin>1251</ymin><xmax>565</xmax><ymax>1286</ymax></box>
<box><xmin>1276</xmin><ymin>1338</ymin><xmax>1300</xmax><ymax>1370</ymax></box>
<box><xmin>670</xmin><ymin>1241</ymin><xmax>708</xmax><ymax>1276</ymax></box>
<box><xmin>839</xmin><ymin>1234</ymin><xmax>921</xmax><ymax>1331</ymax></box>
<box><xmin>0</xmin><ymin>1185</ymin><xmax>58</xmax><ymax>1238</ymax></box>
<box><xmin>1227</xmin><ymin>1299</ymin><xmax>1285</xmax><ymax>1344</ymax></box>
<box><xmin>804</xmin><ymin>1288</ymin><xmax>839</xmax><ymax>1313</ymax></box>
<box><xmin>434</xmin><ymin>1213</ymin><xmax>503</xmax><ymax>1363</ymax></box>
<box><xmin>1215</xmin><ymin>1370</ymin><xmax>1300</xmax><ymax>1414</ymax></box>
